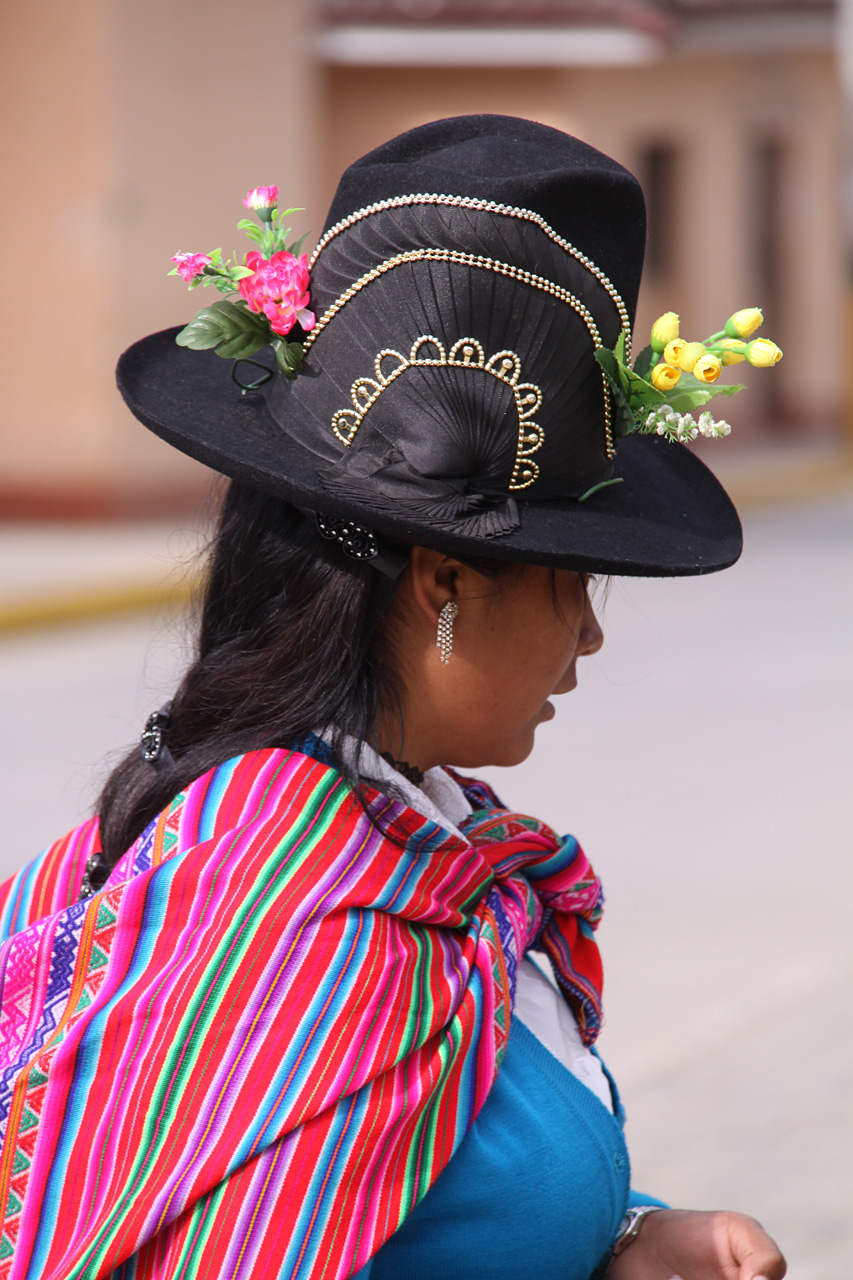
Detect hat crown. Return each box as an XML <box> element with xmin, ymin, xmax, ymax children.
<box><xmin>266</xmin><ymin>116</ymin><xmax>646</xmax><ymax>530</ymax></box>
<box><xmin>324</xmin><ymin>115</ymin><xmax>646</xmax><ymax>320</ymax></box>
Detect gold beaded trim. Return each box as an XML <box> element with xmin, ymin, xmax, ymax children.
<box><xmin>306</xmin><ymin>247</ymin><xmax>614</xmax><ymax>459</ymax></box>
<box><xmin>310</xmin><ymin>191</ymin><xmax>632</xmax><ymax>361</ymax></box>
<box><xmin>332</xmin><ymin>334</ymin><xmax>546</xmax><ymax>490</ymax></box>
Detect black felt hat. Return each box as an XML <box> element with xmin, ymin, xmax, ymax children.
<box><xmin>117</xmin><ymin>114</ymin><xmax>742</xmax><ymax>577</ymax></box>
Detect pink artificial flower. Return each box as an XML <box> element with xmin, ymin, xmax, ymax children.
<box><xmin>171</xmin><ymin>252</ymin><xmax>212</xmax><ymax>282</ymax></box>
<box><xmin>238</xmin><ymin>250</ymin><xmax>316</xmax><ymax>337</ymax></box>
<box><xmin>242</xmin><ymin>185</ymin><xmax>279</xmax><ymax>211</ymax></box>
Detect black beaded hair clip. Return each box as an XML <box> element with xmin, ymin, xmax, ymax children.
<box><xmin>81</xmin><ymin>702</ymin><xmax>175</xmax><ymax>901</ymax></box>
<box><xmin>79</xmin><ymin>852</ymin><xmax>108</xmax><ymax>900</ymax></box>
<box><xmin>141</xmin><ymin>702</ymin><xmax>176</xmax><ymax>769</ymax></box>
<box><xmin>314</xmin><ymin>512</ymin><xmax>408</xmax><ymax>580</ymax></box>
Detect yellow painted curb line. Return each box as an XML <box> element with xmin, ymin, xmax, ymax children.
<box><xmin>0</xmin><ymin>575</ymin><xmax>202</xmax><ymax>636</ymax></box>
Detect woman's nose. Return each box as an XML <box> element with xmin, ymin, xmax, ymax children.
<box><xmin>579</xmin><ymin>602</ymin><xmax>604</xmax><ymax>657</ymax></box>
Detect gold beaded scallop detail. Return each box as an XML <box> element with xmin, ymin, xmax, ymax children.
<box><xmin>331</xmin><ymin>335</ymin><xmax>546</xmax><ymax>491</ymax></box>
<box><xmin>310</xmin><ymin>247</ymin><xmax>615</xmax><ymax>463</ymax></box>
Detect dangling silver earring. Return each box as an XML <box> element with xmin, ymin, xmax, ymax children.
<box><xmin>436</xmin><ymin>601</ymin><xmax>458</xmax><ymax>665</ymax></box>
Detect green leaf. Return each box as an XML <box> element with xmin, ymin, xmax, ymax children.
<box><xmin>614</xmin><ymin>330</ymin><xmax>627</xmax><ymax>364</ymax></box>
<box><xmin>594</xmin><ymin>347</ymin><xmax>629</xmax><ymax>396</ymax></box>
<box><xmin>209</xmin><ymin>247</ymin><xmax>222</xmax><ymax>266</ymax></box>
<box><xmin>214</xmin><ymin>332</ymin><xmax>270</xmax><ymax>360</ymax></box>
<box><xmin>594</xmin><ymin>351</ymin><xmax>640</xmax><ymax>440</ymax></box>
<box><xmin>236</xmin><ymin>219</ymin><xmax>257</xmax><ymax>233</ymax></box>
<box><xmin>665</xmin><ymin>391</ymin><xmax>710</xmax><ymax>414</ymax></box>
<box><xmin>596</xmin><ymin>341</ymin><xmax>668</xmax><ymax>438</ymax></box>
<box><xmin>268</xmin><ymin>227</ymin><xmax>291</xmax><ymax>255</ymax></box>
<box><xmin>286</xmin><ymin>341</ymin><xmax>304</xmax><ymax>370</ymax></box>
<box><xmin>665</xmin><ymin>377</ymin><xmax>745</xmax><ymax>415</ymax></box>
<box><xmin>624</xmin><ymin>367</ymin><xmax>664</xmax><ymax>409</ymax></box>
<box><xmin>611</xmin><ymin>392</ymin><xmax>639</xmax><ymax>440</ymax></box>
<box><xmin>175</xmin><ymin>299</ymin><xmax>269</xmax><ymax>352</ymax></box>
<box><xmin>289</xmin><ymin>231</ymin><xmax>310</xmax><ymax>257</ymax></box>
<box><xmin>274</xmin><ymin>340</ymin><xmax>303</xmax><ymax>379</ymax></box>
<box><xmin>240</xmin><ymin>224</ymin><xmax>265</xmax><ymax>247</ymax></box>
<box><xmin>230</xmin><ymin>265</ymin><xmax>254</xmax><ymax>280</ymax></box>
<box><xmin>680</xmin><ymin>373</ymin><xmax>746</xmax><ymax>398</ymax></box>
<box><xmin>631</xmin><ymin>344</ymin><xmax>655</xmax><ymax>380</ymax></box>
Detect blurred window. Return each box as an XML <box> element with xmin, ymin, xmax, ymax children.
<box><xmin>639</xmin><ymin>142</ymin><xmax>678</xmax><ymax>280</ymax></box>
<box><xmin>753</xmin><ymin>137</ymin><xmax>784</xmax><ymax>329</ymax></box>
<box><xmin>753</xmin><ymin>136</ymin><xmax>785</xmax><ymax>422</ymax></box>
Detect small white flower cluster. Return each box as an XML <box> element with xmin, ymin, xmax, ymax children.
<box><xmin>641</xmin><ymin>405</ymin><xmax>732</xmax><ymax>442</ymax></box>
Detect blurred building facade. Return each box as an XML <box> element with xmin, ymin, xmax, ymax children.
<box><xmin>0</xmin><ymin>0</ymin><xmax>843</xmax><ymax>516</ymax></box>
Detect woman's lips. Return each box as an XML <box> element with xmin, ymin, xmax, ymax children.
<box><xmin>541</xmin><ymin>665</ymin><xmax>579</xmax><ymax>721</ymax></box>
<box><xmin>560</xmin><ymin>666</ymin><xmax>579</xmax><ymax>693</ymax></box>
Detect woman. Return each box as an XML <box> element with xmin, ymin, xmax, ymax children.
<box><xmin>0</xmin><ymin>116</ymin><xmax>785</xmax><ymax>1280</ymax></box>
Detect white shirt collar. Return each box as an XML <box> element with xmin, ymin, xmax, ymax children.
<box><xmin>335</xmin><ymin>736</ymin><xmax>473</xmax><ymax>839</ymax></box>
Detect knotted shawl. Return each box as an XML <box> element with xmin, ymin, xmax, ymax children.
<box><xmin>0</xmin><ymin>749</ymin><xmax>603</xmax><ymax>1280</ymax></box>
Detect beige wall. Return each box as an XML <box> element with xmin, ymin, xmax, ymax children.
<box><xmin>1</xmin><ymin>0</ymin><xmax>117</xmax><ymax>505</ymax></box>
<box><xmin>0</xmin><ymin>13</ymin><xmax>844</xmax><ymax>515</ymax></box>
<box><xmin>0</xmin><ymin>0</ymin><xmax>320</xmax><ymax>515</ymax></box>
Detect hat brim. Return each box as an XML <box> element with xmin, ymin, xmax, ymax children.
<box><xmin>117</xmin><ymin>328</ymin><xmax>742</xmax><ymax>578</ymax></box>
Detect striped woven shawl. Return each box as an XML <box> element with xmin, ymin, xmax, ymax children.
<box><xmin>0</xmin><ymin>749</ymin><xmax>603</xmax><ymax>1279</ymax></box>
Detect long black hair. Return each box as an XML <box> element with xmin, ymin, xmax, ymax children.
<box><xmin>98</xmin><ymin>480</ymin><xmax>521</xmax><ymax>871</ymax></box>
<box><xmin>97</xmin><ymin>483</ymin><xmax>408</xmax><ymax>867</ymax></box>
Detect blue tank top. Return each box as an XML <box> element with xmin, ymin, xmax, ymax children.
<box><xmin>355</xmin><ymin>1018</ymin><xmax>650</xmax><ymax>1280</ymax></box>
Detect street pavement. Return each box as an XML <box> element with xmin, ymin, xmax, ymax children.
<box><xmin>0</xmin><ymin>492</ymin><xmax>851</xmax><ymax>1279</ymax></box>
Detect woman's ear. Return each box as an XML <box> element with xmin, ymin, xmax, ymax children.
<box><xmin>407</xmin><ymin>547</ymin><xmax>462</xmax><ymax>626</ymax></box>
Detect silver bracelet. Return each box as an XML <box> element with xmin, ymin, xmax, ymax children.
<box><xmin>612</xmin><ymin>1205</ymin><xmax>666</xmax><ymax>1256</ymax></box>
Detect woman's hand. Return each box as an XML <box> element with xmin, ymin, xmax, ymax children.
<box><xmin>605</xmin><ymin>1209</ymin><xmax>786</xmax><ymax>1280</ymax></box>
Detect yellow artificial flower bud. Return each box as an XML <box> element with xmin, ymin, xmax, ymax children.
<box><xmin>677</xmin><ymin>341</ymin><xmax>707</xmax><ymax>373</ymax></box>
<box><xmin>692</xmin><ymin>352</ymin><xmax>722</xmax><ymax>384</ymax></box>
<box><xmin>650</xmin><ymin>311</ymin><xmax>680</xmax><ymax>352</ymax></box>
<box><xmin>650</xmin><ymin>362</ymin><xmax>681</xmax><ymax>391</ymax></box>
<box><xmin>725</xmin><ymin>307</ymin><xmax>763</xmax><ymax>339</ymax></box>
<box><xmin>716</xmin><ymin>337</ymin><xmax>746</xmax><ymax>365</ymax></box>
<box><xmin>662</xmin><ymin>338</ymin><xmax>685</xmax><ymax>367</ymax></box>
<box><xmin>745</xmin><ymin>338</ymin><xmax>783</xmax><ymax>367</ymax></box>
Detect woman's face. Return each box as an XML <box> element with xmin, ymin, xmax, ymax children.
<box><xmin>383</xmin><ymin>553</ymin><xmax>604</xmax><ymax>771</ymax></box>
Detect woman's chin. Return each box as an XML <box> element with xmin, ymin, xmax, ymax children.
<box><xmin>444</xmin><ymin>705</ymin><xmax>559</xmax><ymax>769</ymax></box>
<box><xmin>490</xmin><ymin>721</ymin><xmax>546</xmax><ymax>768</ymax></box>
<box><xmin>448</xmin><ymin>734</ymin><xmax>535</xmax><ymax>771</ymax></box>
